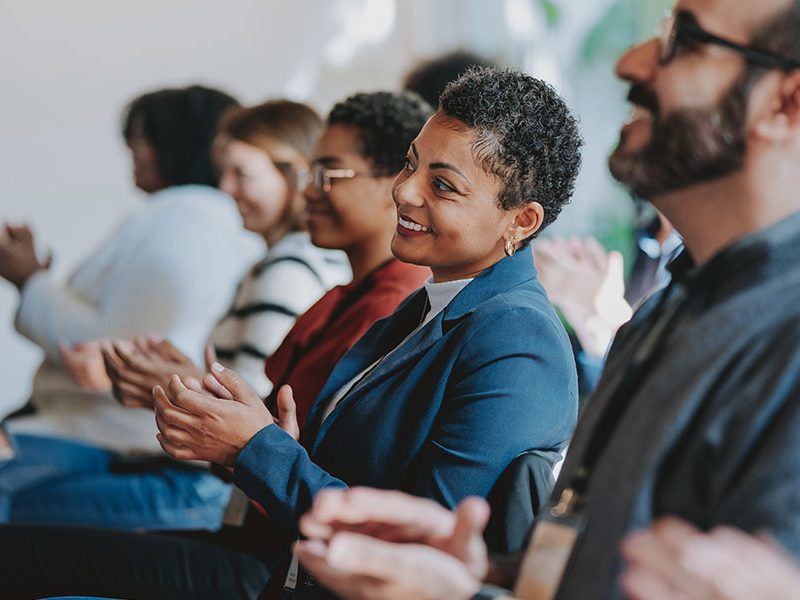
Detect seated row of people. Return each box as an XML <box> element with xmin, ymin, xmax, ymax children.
<box><xmin>3</xmin><ymin>0</ymin><xmax>800</xmax><ymax>596</ymax></box>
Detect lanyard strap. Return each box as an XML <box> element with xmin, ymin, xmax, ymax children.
<box><xmin>559</xmin><ymin>282</ymin><xmax>689</xmax><ymax>511</ymax></box>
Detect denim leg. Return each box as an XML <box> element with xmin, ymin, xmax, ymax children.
<box><xmin>10</xmin><ymin>465</ymin><xmax>232</xmax><ymax>530</ymax></box>
<box><xmin>0</xmin><ymin>434</ymin><xmax>115</xmax><ymax>521</ymax></box>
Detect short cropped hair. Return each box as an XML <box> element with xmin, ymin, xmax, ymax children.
<box><xmin>328</xmin><ymin>91</ymin><xmax>433</xmax><ymax>173</ymax></box>
<box><xmin>122</xmin><ymin>85</ymin><xmax>239</xmax><ymax>187</ymax></box>
<box><xmin>439</xmin><ymin>67</ymin><xmax>583</xmax><ymax>238</ymax></box>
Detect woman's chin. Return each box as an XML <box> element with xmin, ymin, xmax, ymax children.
<box><xmin>390</xmin><ymin>237</ymin><xmax>428</xmax><ymax>266</ymax></box>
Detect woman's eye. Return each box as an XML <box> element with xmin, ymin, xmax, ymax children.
<box><xmin>433</xmin><ymin>178</ymin><xmax>455</xmax><ymax>193</ymax></box>
<box><xmin>402</xmin><ymin>157</ymin><xmax>415</xmax><ymax>173</ymax></box>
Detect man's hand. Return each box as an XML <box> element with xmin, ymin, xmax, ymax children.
<box><xmin>0</xmin><ymin>224</ymin><xmax>50</xmax><ymax>290</ymax></box>
<box><xmin>295</xmin><ymin>533</ymin><xmax>483</xmax><ymax>600</ymax></box>
<box><xmin>621</xmin><ymin>517</ymin><xmax>800</xmax><ymax>600</ymax></box>
<box><xmin>59</xmin><ymin>340</ymin><xmax>112</xmax><ymax>392</ymax></box>
<box><xmin>299</xmin><ymin>488</ymin><xmax>491</xmax><ymax>579</ymax></box>
<box><xmin>101</xmin><ymin>337</ymin><xmax>203</xmax><ymax>410</ymax></box>
<box><xmin>534</xmin><ymin>236</ymin><xmax>632</xmax><ymax>358</ymax></box>
<box><xmin>154</xmin><ymin>363</ymin><xmax>274</xmax><ymax>466</ymax></box>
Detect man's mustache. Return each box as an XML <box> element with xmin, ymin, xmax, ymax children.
<box><xmin>627</xmin><ymin>84</ymin><xmax>659</xmax><ymax>115</ymax></box>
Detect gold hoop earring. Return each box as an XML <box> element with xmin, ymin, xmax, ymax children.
<box><xmin>504</xmin><ymin>238</ymin><xmax>516</xmax><ymax>257</ymax></box>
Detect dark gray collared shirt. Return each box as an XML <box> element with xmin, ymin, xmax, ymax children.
<box><xmin>549</xmin><ymin>211</ymin><xmax>800</xmax><ymax>599</ymax></box>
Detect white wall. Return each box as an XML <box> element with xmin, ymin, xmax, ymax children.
<box><xmin>0</xmin><ymin>0</ymin><xmax>633</xmax><ymax>415</ymax></box>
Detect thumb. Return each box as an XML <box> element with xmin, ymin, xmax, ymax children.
<box><xmin>276</xmin><ymin>385</ymin><xmax>299</xmax><ymax>440</ymax></box>
<box><xmin>204</xmin><ymin>344</ymin><xmax>218</xmax><ymax>373</ymax></box>
<box><xmin>449</xmin><ymin>497</ymin><xmax>490</xmax><ymax>577</ymax></box>
<box><xmin>607</xmin><ymin>250</ymin><xmax>625</xmax><ymax>284</ymax></box>
<box><xmin>210</xmin><ymin>362</ymin><xmax>257</xmax><ymax>405</ymax></box>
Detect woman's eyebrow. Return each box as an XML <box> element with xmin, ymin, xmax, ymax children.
<box><xmin>429</xmin><ymin>161</ymin><xmax>470</xmax><ymax>184</ymax></box>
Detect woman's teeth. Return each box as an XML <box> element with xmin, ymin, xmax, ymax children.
<box><xmin>399</xmin><ymin>216</ymin><xmax>431</xmax><ymax>232</ymax></box>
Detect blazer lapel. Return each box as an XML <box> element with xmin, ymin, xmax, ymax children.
<box><xmin>303</xmin><ymin>289</ymin><xmax>429</xmax><ymax>442</ymax></box>
<box><xmin>309</xmin><ymin>251</ymin><xmax>538</xmax><ymax>451</ymax></box>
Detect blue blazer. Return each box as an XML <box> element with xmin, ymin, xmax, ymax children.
<box><xmin>233</xmin><ymin>250</ymin><xmax>578</xmax><ymax>532</ymax></box>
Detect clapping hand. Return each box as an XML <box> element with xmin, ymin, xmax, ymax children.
<box><xmin>154</xmin><ymin>362</ymin><xmax>300</xmax><ymax>466</ymax></box>
<box><xmin>0</xmin><ymin>223</ymin><xmax>51</xmax><ymax>290</ymax></box>
<box><xmin>101</xmin><ymin>336</ymin><xmax>207</xmax><ymax>409</ymax></box>
<box><xmin>294</xmin><ymin>488</ymin><xmax>493</xmax><ymax>600</ymax></box>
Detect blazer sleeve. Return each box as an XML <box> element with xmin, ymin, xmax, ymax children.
<box><xmin>408</xmin><ymin>302</ymin><xmax>578</xmax><ymax>508</ymax></box>
<box><xmin>233</xmin><ymin>424</ymin><xmax>347</xmax><ymax>531</ymax></box>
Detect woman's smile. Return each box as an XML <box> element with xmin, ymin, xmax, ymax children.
<box><xmin>397</xmin><ymin>215</ymin><xmax>433</xmax><ymax>236</ymax></box>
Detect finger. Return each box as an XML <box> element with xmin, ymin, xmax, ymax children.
<box><xmin>184</xmin><ymin>376</ymin><xmax>205</xmax><ymax>394</ymax></box>
<box><xmin>204</xmin><ymin>344</ymin><xmax>218</xmax><ymax>373</ymax></box>
<box><xmin>584</xmin><ymin>236</ymin><xmax>608</xmax><ymax>269</ymax></box>
<box><xmin>621</xmin><ymin>564</ymin><xmax>682</xmax><ymax>600</ymax></box>
<box><xmin>620</xmin><ymin>528</ymin><xmax>701</xmax><ymax>597</ymax></box>
<box><xmin>449</xmin><ymin>497</ymin><xmax>490</xmax><ymax>561</ymax></box>
<box><xmin>295</xmin><ymin>541</ymin><xmax>375</xmax><ymax>600</ymax></box>
<box><xmin>167</xmin><ymin>374</ymin><xmax>218</xmax><ymax>415</ymax></box>
<box><xmin>154</xmin><ymin>410</ymin><xmax>195</xmax><ymax>446</ymax></box>
<box><xmin>114</xmin><ymin>380</ymin><xmax>156</xmax><ymax>408</ymax></box>
<box><xmin>277</xmin><ymin>385</ymin><xmax>300</xmax><ymax>440</ymax></box>
<box><xmin>202</xmin><ymin>373</ymin><xmax>234</xmax><ymax>400</ymax></box>
<box><xmin>156</xmin><ymin>432</ymin><xmax>199</xmax><ymax>461</ymax></box>
<box><xmin>209</xmin><ymin>362</ymin><xmax>259</xmax><ymax>405</ymax></box>
<box><xmin>311</xmin><ymin>487</ymin><xmax>456</xmax><ymax>540</ymax></box>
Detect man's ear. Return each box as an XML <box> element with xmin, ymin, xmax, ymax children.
<box><xmin>754</xmin><ymin>71</ymin><xmax>800</xmax><ymax>143</ymax></box>
<box><xmin>506</xmin><ymin>202</ymin><xmax>545</xmax><ymax>245</ymax></box>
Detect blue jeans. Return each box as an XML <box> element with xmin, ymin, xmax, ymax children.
<box><xmin>0</xmin><ymin>434</ymin><xmax>231</xmax><ymax>530</ymax></box>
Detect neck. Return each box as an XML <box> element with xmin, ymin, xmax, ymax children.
<box><xmin>430</xmin><ymin>247</ymin><xmax>506</xmax><ymax>283</ymax></box>
<box><xmin>346</xmin><ymin>231</ymin><xmax>396</xmax><ymax>285</ymax></box>
<box><xmin>652</xmin><ymin>162</ymin><xmax>800</xmax><ymax>266</ymax></box>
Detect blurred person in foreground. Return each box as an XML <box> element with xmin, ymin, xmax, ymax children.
<box><xmin>291</xmin><ymin>0</ymin><xmax>800</xmax><ymax>598</ymax></box>
<box><xmin>0</xmin><ymin>85</ymin><xmax>260</xmax><ymax>526</ymax></box>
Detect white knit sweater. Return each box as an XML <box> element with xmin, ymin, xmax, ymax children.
<box><xmin>9</xmin><ymin>184</ymin><xmax>262</xmax><ymax>452</ymax></box>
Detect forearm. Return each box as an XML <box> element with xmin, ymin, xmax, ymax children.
<box><xmin>233</xmin><ymin>424</ymin><xmax>347</xmax><ymax>531</ymax></box>
<box><xmin>15</xmin><ymin>272</ymin><xmax>106</xmax><ymax>360</ymax></box>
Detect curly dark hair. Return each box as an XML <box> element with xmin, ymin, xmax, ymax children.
<box><xmin>439</xmin><ymin>67</ymin><xmax>582</xmax><ymax>239</ymax></box>
<box><xmin>122</xmin><ymin>85</ymin><xmax>239</xmax><ymax>187</ymax></box>
<box><xmin>328</xmin><ymin>91</ymin><xmax>432</xmax><ymax>173</ymax></box>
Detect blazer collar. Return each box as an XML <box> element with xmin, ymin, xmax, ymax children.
<box><xmin>304</xmin><ymin>250</ymin><xmax>537</xmax><ymax>450</ymax></box>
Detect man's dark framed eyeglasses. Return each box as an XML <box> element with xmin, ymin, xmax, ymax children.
<box><xmin>659</xmin><ymin>11</ymin><xmax>800</xmax><ymax>71</ymax></box>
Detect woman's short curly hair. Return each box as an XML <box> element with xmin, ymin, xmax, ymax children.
<box><xmin>328</xmin><ymin>91</ymin><xmax>433</xmax><ymax>173</ymax></box>
<box><xmin>439</xmin><ymin>67</ymin><xmax>583</xmax><ymax>238</ymax></box>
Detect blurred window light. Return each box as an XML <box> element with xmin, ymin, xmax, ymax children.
<box><xmin>326</xmin><ymin>0</ymin><xmax>397</xmax><ymax>67</ymax></box>
<box><xmin>504</xmin><ymin>0</ymin><xmax>543</xmax><ymax>40</ymax></box>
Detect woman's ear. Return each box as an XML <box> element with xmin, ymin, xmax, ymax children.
<box><xmin>506</xmin><ymin>202</ymin><xmax>545</xmax><ymax>246</ymax></box>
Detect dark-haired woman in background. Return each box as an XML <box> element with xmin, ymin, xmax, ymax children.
<box><xmin>0</xmin><ymin>85</ymin><xmax>261</xmax><ymax>528</ymax></box>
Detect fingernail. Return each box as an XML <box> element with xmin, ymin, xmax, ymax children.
<box><xmin>211</xmin><ymin>362</ymin><xmax>224</xmax><ymax>373</ymax></box>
